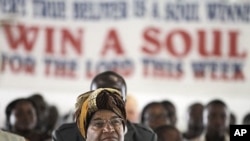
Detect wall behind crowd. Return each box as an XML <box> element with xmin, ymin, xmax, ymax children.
<box><xmin>0</xmin><ymin>0</ymin><xmax>250</xmax><ymax>131</ymax></box>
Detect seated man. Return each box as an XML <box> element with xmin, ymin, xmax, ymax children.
<box><xmin>53</xmin><ymin>71</ymin><xmax>157</xmax><ymax>141</ymax></box>
<box><xmin>125</xmin><ymin>94</ymin><xmax>139</xmax><ymax>123</ymax></box>
<box><xmin>141</xmin><ymin>102</ymin><xmax>170</xmax><ymax>130</ymax></box>
<box><xmin>161</xmin><ymin>100</ymin><xmax>177</xmax><ymax>127</ymax></box>
<box><xmin>182</xmin><ymin>102</ymin><xmax>204</xmax><ymax>140</ymax></box>
<box><xmin>191</xmin><ymin>99</ymin><xmax>230</xmax><ymax>141</ymax></box>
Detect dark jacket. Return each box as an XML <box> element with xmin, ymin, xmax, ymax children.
<box><xmin>52</xmin><ymin>121</ymin><xmax>157</xmax><ymax>141</ymax></box>
<box><xmin>52</xmin><ymin>122</ymin><xmax>83</xmax><ymax>141</ymax></box>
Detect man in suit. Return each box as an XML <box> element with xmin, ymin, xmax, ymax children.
<box><xmin>53</xmin><ymin>71</ymin><xmax>157</xmax><ymax>141</ymax></box>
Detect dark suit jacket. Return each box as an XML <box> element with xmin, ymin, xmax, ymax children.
<box><xmin>52</xmin><ymin>121</ymin><xmax>157</xmax><ymax>141</ymax></box>
<box><xmin>52</xmin><ymin>122</ymin><xmax>83</xmax><ymax>141</ymax></box>
<box><xmin>125</xmin><ymin>121</ymin><xmax>157</xmax><ymax>141</ymax></box>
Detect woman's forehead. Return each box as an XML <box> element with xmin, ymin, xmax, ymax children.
<box><xmin>15</xmin><ymin>101</ymin><xmax>34</xmax><ymax>108</ymax></box>
<box><xmin>92</xmin><ymin>110</ymin><xmax>118</xmax><ymax>119</ymax></box>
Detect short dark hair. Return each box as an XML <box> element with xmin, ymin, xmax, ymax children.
<box><xmin>206</xmin><ymin>99</ymin><xmax>227</xmax><ymax>109</ymax></box>
<box><xmin>161</xmin><ymin>100</ymin><xmax>175</xmax><ymax>109</ymax></box>
<box><xmin>243</xmin><ymin>113</ymin><xmax>250</xmax><ymax>125</ymax></box>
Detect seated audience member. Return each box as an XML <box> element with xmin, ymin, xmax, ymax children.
<box><xmin>161</xmin><ymin>100</ymin><xmax>177</xmax><ymax>127</ymax></box>
<box><xmin>141</xmin><ymin>102</ymin><xmax>170</xmax><ymax>130</ymax></box>
<box><xmin>75</xmin><ymin>88</ymin><xmax>126</xmax><ymax>141</ymax></box>
<box><xmin>227</xmin><ymin>112</ymin><xmax>236</xmax><ymax>134</ymax></box>
<box><xmin>242</xmin><ymin>112</ymin><xmax>250</xmax><ymax>125</ymax></box>
<box><xmin>0</xmin><ymin>129</ymin><xmax>26</xmax><ymax>141</ymax></box>
<box><xmin>125</xmin><ymin>94</ymin><xmax>139</xmax><ymax>123</ymax></box>
<box><xmin>155</xmin><ymin>125</ymin><xmax>183</xmax><ymax>141</ymax></box>
<box><xmin>29</xmin><ymin>93</ymin><xmax>59</xmax><ymax>135</ymax></box>
<box><xmin>5</xmin><ymin>98</ymin><xmax>51</xmax><ymax>141</ymax></box>
<box><xmin>191</xmin><ymin>99</ymin><xmax>230</xmax><ymax>141</ymax></box>
<box><xmin>53</xmin><ymin>71</ymin><xmax>157</xmax><ymax>141</ymax></box>
<box><xmin>229</xmin><ymin>112</ymin><xmax>236</xmax><ymax>125</ymax></box>
<box><xmin>28</xmin><ymin>94</ymin><xmax>48</xmax><ymax>132</ymax></box>
<box><xmin>183</xmin><ymin>102</ymin><xmax>204</xmax><ymax>140</ymax></box>
<box><xmin>46</xmin><ymin>105</ymin><xmax>59</xmax><ymax>133</ymax></box>
<box><xmin>90</xmin><ymin>71</ymin><xmax>127</xmax><ymax>101</ymax></box>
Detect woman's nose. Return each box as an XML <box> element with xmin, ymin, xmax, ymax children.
<box><xmin>102</xmin><ymin>122</ymin><xmax>115</xmax><ymax>133</ymax></box>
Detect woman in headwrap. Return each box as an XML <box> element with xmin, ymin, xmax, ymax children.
<box><xmin>75</xmin><ymin>88</ymin><xmax>126</xmax><ymax>141</ymax></box>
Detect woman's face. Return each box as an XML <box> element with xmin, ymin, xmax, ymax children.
<box><xmin>86</xmin><ymin>110</ymin><xmax>124</xmax><ymax>141</ymax></box>
<box><xmin>10</xmin><ymin>101</ymin><xmax>37</xmax><ymax>131</ymax></box>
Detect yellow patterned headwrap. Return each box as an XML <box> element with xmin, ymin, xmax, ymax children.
<box><xmin>75</xmin><ymin>88</ymin><xmax>125</xmax><ymax>139</ymax></box>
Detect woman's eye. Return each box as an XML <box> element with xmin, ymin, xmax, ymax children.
<box><xmin>112</xmin><ymin>120</ymin><xmax>120</xmax><ymax>124</ymax></box>
<box><xmin>94</xmin><ymin>121</ymin><xmax>104</xmax><ymax>128</ymax></box>
<box><xmin>111</xmin><ymin>119</ymin><xmax>122</xmax><ymax>125</ymax></box>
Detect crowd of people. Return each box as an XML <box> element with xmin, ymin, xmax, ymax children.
<box><xmin>1</xmin><ymin>71</ymin><xmax>250</xmax><ymax>141</ymax></box>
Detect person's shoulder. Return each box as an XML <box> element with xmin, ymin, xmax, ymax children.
<box><xmin>130</xmin><ymin>122</ymin><xmax>155</xmax><ymax>134</ymax></box>
<box><xmin>55</xmin><ymin>122</ymin><xmax>77</xmax><ymax>132</ymax></box>
<box><xmin>188</xmin><ymin>134</ymin><xmax>204</xmax><ymax>141</ymax></box>
<box><xmin>53</xmin><ymin>122</ymin><xmax>84</xmax><ymax>141</ymax></box>
<box><xmin>0</xmin><ymin>130</ymin><xmax>26</xmax><ymax>141</ymax></box>
<box><xmin>53</xmin><ymin>122</ymin><xmax>79</xmax><ymax>136</ymax></box>
<box><xmin>126</xmin><ymin>122</ymin><xmax>157</xmax><ymax>141</ymax></box>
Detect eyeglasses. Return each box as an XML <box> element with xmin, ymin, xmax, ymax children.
<box><xmin>90</xmin><ymin>118</ymin><xmax>124</xmax><ymax>129</ymax></box>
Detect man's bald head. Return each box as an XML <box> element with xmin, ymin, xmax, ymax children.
<box><xmin>90</xmin><ymin>71</ymin><xmax>127</xmax><ymax>101</ymax></box>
